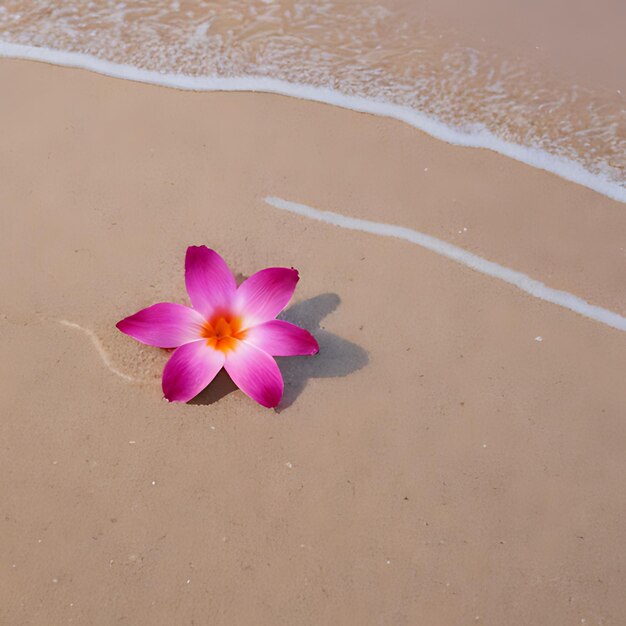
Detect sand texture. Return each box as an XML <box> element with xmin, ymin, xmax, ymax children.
<box><xmin>1</xmin><ymin>60</ymin><xmax>626</xmax><ymax>625</ymax></box>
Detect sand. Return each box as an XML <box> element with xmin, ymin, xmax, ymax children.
<box><xmin>1</xmin><ymin>59</ymin><xmax>626</xmax><ymax>625</ymax></box>
<box><xmin>391</xmin><ymin>0</ymin><xmax>626</xmax><ymax>90</ymax></box>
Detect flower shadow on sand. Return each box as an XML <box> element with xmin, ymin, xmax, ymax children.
<box><xmin>190</xmin><ymin>293</ymin><xmax>368</xmax><ymax>410</ymax></box>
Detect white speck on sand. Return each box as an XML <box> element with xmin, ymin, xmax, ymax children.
<box><xmin>386</xmin><ymin>559</ymin><xmax>391</xmax><ymax>564</ymax></box>
<box><xmin>535</xmin><ymin>336</ymin><xmax>543</xmax><ymax>342</ymax></box>
<box><xmin>285</xmin><ymin>462</ymin><xmax>293</xmax><ymax>469</ymax></box>
<box><xmin>482</xmin><ymin>443</ymin><xmax>487</xmax><ymax>448</ymax></box>
<box><xmin>37</xmin><ymin>539</ymin><xmax>42</xmax><ymax>543</ymax></box>
<box><xmin>128</xmin><ymin>441</ymin><xmax>136</xmax><ymax>444</ymax></box>
<box><xmin>423</xmin><ymin>167</ymin><xmax>429</xmax><ymax>172</ymax></box>
<box><xmin>186</xmin><ymin>579</ymin><xmax>191</xmax><ymax>584</ymax></box>
<box><xmin>210</xmin><ymin>426</ymin><xmax>216</xmax><ymax>430</ymax></box>
<box><xmin>151</xmin><ymin>481</ymin><xmax>156</xmax><ymax>486</ymax></box>
<box><xmin>52</xmin><ymin>578</ymin><xmax>58</xmax><ymax>584</ymax></box>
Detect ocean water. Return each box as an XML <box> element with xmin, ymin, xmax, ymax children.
<box><xmin>1</xmin><ymin>0</ymin><xmax>624</xmax><ymax>201</ymax></box>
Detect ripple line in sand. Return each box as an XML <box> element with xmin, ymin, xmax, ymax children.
<box><xmin>265</xmin><ymin>196</ymin><xmax>626</xmax><ymax>333</ymax></box>
<box><xmin>58</xmin><ymin>319</ymin><xmax>139</xmax><ymax>382</ymax></box>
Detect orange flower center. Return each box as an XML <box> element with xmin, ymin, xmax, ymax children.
<box><xmin>200</xmin><ymin>315</ymin><xmax>247</xmax><ymax>353</ymax></box>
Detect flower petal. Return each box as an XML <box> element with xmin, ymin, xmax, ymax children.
<box><xmin>116</xmin><ymin>303</ymin><xmax>204</xmax><ymax>348</ymax></box>
<box><xmin>244</xmin><ymin>320</ymin><xmax>319</xmax><ymax>356</ymax></box>
<box><xmin>185</xmin><ymin>246</ymin><xmax>236</xmax><ymax>317</ymax></box>
<box><xmin>224</xmin><ymin>341</ymin><xmax>284</xmax><ymax>408</ymax></box>
<box><xmin>235</xmin><ymin>267</ymin><xmax>299</xmax><ymax>325</ymax></box>
<box><xmin>162</xmin><ymin>340</ymin><xmax>225</xmax><ymax>402</ymax></box>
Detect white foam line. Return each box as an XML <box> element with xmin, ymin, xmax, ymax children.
<box><xmin>0</xmin><ymin>41</ymin><xmax>624</xmax><ymax>204</ymax></box>
<box><xmin>265</xmin><ymin>196</ymin><xmax>626</xmax><ymax>332</ymax></box>
<box><xmin>58</xmin><ymin>319</ymin><xmax>139</xmax><ymax>382</ymax></box>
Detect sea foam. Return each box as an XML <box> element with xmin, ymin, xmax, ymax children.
<box><xmin>265</xmin><ymin>196</ymin><xmax>626</xmax><ymax>332</ymax></box>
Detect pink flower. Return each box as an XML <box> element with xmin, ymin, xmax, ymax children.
<box><xmin>116</xmin><ymin>246</ymin><xmax>319</xmax><ymax>407</ymax></box>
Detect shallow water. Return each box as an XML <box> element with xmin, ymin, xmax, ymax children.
<box><xmin>1</xmin><ymin>0</ymin><xmax>624</xmax><ymax>199</ymax></box>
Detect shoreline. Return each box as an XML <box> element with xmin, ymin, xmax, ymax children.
<box><xmin>1</xmin><ymin>41</ymin><xmax>624</xmax><ymax>204</ymax></box>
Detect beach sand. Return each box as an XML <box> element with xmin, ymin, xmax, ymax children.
<box><xmin>1</xmin><ymin>59</ymin><xmax>626</xmax><ymax>625</ymax></box>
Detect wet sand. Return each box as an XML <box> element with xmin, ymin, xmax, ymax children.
<box><xmin>1</xmin><ymin>59</ymin><xmax>626</xmax><ymax>625</ymax></box>
<box><xmin>391</xmin><ymin>0</ymin><xmax>626</xmax><ymax>89</ymax></box>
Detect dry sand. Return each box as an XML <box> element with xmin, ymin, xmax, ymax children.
<box><xmin>1</xmin><ymin>59</ymin><xmax>626</xmax><ymax>625</ymax></box>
